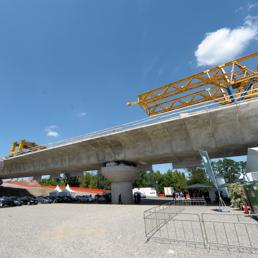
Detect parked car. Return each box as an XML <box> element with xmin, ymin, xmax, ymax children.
<box><xmin>19</xmin><ymin>196</ymin><xmax>38</xmax><ymax>205</ymax></box>
<box><xmin>48</xmin><ymin>196</ymin><xmax>59</xmax><ymax>203</ymax></box>
<box><xmin>62</xmin><ymin>196</ymin><xmax>76</xmax><ymax>203</ymax></box>
<box><xmin>103</xmin><ymin>192</ymin><xmax>112</xmax><ymax>203</ymax></box>
<box><xmin>8</xmin><ymin>196</ymin><xmax>23</xmax><ymax>206</ymax></box>
<box><xmin>0</xmin><ymin>196</ymin><xmax>14</xmax><ymax>207</ymax></box>
<box><xmin>76</xmin><ymin>195</ymin><xmax>94</xmax><ymax>203</ymax></box>
<box><xmin>37</xmin><ymin>196</ymin><xmax>53</xmax><ymax>204</ymax></box>
<box><xmin>95</xmin><ymin>194</ymin><xmax>106</xmax><ymax>203</ymax></box>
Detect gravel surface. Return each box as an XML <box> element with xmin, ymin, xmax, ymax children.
<box><xmin>0</xmin><ymin>204</ymin><xmax>257</xmax><ymax>258</ymax></box>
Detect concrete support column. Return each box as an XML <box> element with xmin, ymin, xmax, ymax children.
<box><xmin>101</xmin><ymin>163</ymin><xmax>139</xmax><ymax>204</ymax></box>
<box><xmin>111</xmin><ymin>182</ymin><xmax>133</xmax><ymax>204</ymax></box>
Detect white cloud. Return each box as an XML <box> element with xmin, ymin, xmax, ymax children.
<box><xmin>248</xmin><ymin>3</ymin><xmax>258</xmax><ymax>11</ymax></box>
<box><xmin>78</xmin><ymin>112</ymin><xmax>87</xmax><ymax>117</ymax></box>
<box><xmin>46</xmin><ymin>131</ymin><xmax>59</xmax><ymax>137</ymax></box>
<box><xmin>45</xmin><ymin>125</ymin><xmax>59</xmax><ymax>137</ymax></box>
<box><xmin>236</xmin><ymin>3</ymin><xmax>258</xmax><ymax>13</ymax></box>
<box><xmin>235</xmin><ymin>6</ymin><xmax>244</xmax><ymax>13</ymax></box>
<box><xmin>195</xmin><ymin>16</ymin><xmax>258</xmax><ymax>66</ymax></box>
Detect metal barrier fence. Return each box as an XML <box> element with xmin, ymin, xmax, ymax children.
<box><xmin>143</xmin><ymin>199</ymin><xmax>206</xmax><ymax>240</ymax></box>
<box><xmin>144</xmin><ymin>204</ymin><xmax>184</xmax><ymax>241</ymax></box>
<box><xmin>168</xmin><ymin>198</ymin><xmax>207</xmax><ymax>206</ymax></box>
<box><xmin>144</xmin><ymin>206</ymin><xmax>258</xmax><ymax>253</ymax></box>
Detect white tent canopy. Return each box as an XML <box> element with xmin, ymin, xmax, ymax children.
<box><xmin>60</xmin><ymin>184</ymin><xmax>76</xmax><ymax>197</ymax></box>
<box><xmin>64</xmin><ymin>184</ymin><xmax>75</xmax><ymax>193</ymax></box>
<box><xmin>49</xmin><ymin>185</ymin><xmax>62</xmax><ymax>196</ymax></box>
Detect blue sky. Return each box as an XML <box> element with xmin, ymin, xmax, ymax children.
<box><xmin>0</xmin><ymin>1</ymin><xmax>257</xmax><ymax>171</ymax></box>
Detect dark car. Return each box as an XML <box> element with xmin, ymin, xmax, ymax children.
<box><xmin>44</xmin><ymin>196</ymin><xmax>54</xmax><ymax>203</ymax></box>
<box><xmin>95</xmin><ymin>194</ymin><xmax>106</xmax><ymax>203</ymax></box>
<box><xmin>8</xmin><ymin>196</ymin><xmax>23</xmax><ymax>206</ymax></box>
<box><xmin>37</xmin><ymin>196</ymin><xmax>52</xmax><ymax>204</ymax></box>
<box><xmin>76</xmin><ymin>195</ymin><xmax>94</xmax><ymax>203</ymax></box>
<box><xmin>48</xmin><ymin>196</ymin><xmax>59</xmax><ymax>203</ymax></box>
<box><xmin>54</xmin><ymin>196</ymin><xmax>65</xmax><ymax>203</ymax></box>
<box><xmin>19</xmin><ymin>196</ymin><xmax>38</xmax><ymax>205</ymax></box>
<box><xmin>0</xmin><ymin>196</ymin><xmax>14</xmax><ymax>207</ymax></box>
<box><xmin>103</xmin><ymin>192</ymin><xmax>112</xmax><ymax>203</ymax></box>
<box><xmin>62</xmin><ymin>196</ymin><xmax>76</xmax><ymax>203</ymax></box>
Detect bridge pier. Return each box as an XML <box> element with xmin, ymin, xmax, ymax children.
<box><xmin>101</xmin><ymin>162</ymin><xmax>139</xmax><ymax>204</ymax></box>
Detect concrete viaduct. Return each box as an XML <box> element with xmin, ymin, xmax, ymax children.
<box><xmin>1</xmin><ymin>99</ymin><xmax>258</xmax><ymax>203</ymax></box>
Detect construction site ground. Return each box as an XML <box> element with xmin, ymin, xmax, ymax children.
<box><xmin>0</xmin><ymin>202</ymin><xmax>257</xmax><ymax>258</ymax></box>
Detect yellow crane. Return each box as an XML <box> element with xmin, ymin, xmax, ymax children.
<box><xmin>9</xmin><ymin>140</ymin><xmax>46</xmax><ymax>157</ymax></box>
<box><xmin>128</xmin><ymin>52</ymin><xmax>258</xmax><ymax>116</ymax></box>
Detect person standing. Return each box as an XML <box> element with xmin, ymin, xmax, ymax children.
<box><xmin>118</xmin><ymin>194</ymin><xmax>122</xmax><ymax>204</ymax></box>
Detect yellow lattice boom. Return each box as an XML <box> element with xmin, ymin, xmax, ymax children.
<box><xmin>128</xmin><ymin>52</ymin><xmax>258</xmax><ymax>116</ymax></box>
<box><xmin>9</xmin><ymin>140</ymin><xmax>46</xmax><ymax>157</ymax></box>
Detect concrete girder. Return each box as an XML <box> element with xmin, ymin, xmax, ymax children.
<box><xmin>1</xmin><ymin>100</ymin><xmax>258</xmax><ymax>179</ymax></box>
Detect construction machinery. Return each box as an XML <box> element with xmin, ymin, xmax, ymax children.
<box><xmin>9</xmin><ymin>140</ymin><xmax>46</xmax><ymax>157</ymax></box>
<box><xmin>128</xmin><ymin>52</ymin><xmax>258</xmax><ymax>116</ymax></box>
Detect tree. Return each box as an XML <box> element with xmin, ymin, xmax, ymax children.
<box><xmin>187</xmin><ymin>168</ymin><xmax>210</xmax><ymax>186</ymax></box>
<box><xmin>162</xmin><ymin>170</ymin><xmax>187</xmax><ymax>192</ymax></box>
<box><xmin>211</xmin><ymin>159</ymin><xmax>246</xmax><ymax>183</ymax></box>
<box><xmin>39</xmin><ymin>177</ymin><xmax>65</xmax><ymax>186</ymax></box>
<box><xmin>95</xmin><ymin>173</ymin><xmax>111</xmax><ymax>190</ymax></box>
<box><xmin>79</xmin><ymin>172</ymin><xmax>111</xmax><ymax>189</ymax></box>
<box><xmin>134</xmin><ymin>170</ymin><xmax>164</xmax><ymax>193</ymax></box>
<box><xmin>134</xmin><ymin>170</ymin><xmax>187</xmax><ymax>193</ymax></box>
<box><xmin>79</xmin><ymin>173</ymin><xmax>97</xmax><ymax>188</ymax></box>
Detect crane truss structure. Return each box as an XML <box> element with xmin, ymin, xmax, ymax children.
<box><xmin>128</xmin><ymin>52</ymin><xmax>258</xmax><ymax>116</ymax></box>
<box><xmin>9</xmin><ymin>140</ymin><xmax>46</xmax><ymax>157</ymax></box>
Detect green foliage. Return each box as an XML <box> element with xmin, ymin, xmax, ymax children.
<box><xmin>163</xmin><ymin>170</ymin><xmax>187</xmax><ymax>192</ymax></box>
<box><xmin>187</xmin><ymin>168</ymin><xmax>210</xmax><ymax>186</ymax></box>
<box><xmin>133</xmin><ymin>170</ymin><xmax>187</xmax><ymax>193</ymax></box>
<box><xmin>228</xmin><ymin>183</ymin><xmax>245</xmax><ymax>209</ymax></box>
<box><xmin>39</xmin><ymin>172</ymin><xmax>111</xmax><ymax>190</ymax></box>
<box><xmin>134</xmin><ymin>171</ymin><xmax>161</xmax><ymax>192</ymax></box>
<box><xmin>39</xmin><ymin>177</ymin><xmax>66</xmax><ymax>186</ymax></box>
<box><xmin>79</xmin><ymin>173</ymin><xmax>97</xmax><ymax>188</ymax></box>
<box><xmin>94</xmin><ymin>173</ymin><xmax>111</xmax><ymax>190</ymax></box>
<box><xmin>211</xmin><ymin>159</ymin><xmax>246</xmax><ymax>183</ymax></box>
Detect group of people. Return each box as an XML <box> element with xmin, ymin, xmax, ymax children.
<box><xmin>171</xmin><ymin>190</ymin><xmax>209</xmax><ymax>200</ymax></box>
<box><xmin>172</xmin><ymin>192</ymin><xmax>190</xmax><ymax>200</ymax></box>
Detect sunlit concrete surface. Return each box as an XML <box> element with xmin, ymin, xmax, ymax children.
<box><xmin>0</xmin><ymin>204</ymin><xmax>256</xmax><ymax>258</ymax></box>
<box><xmin>1</xmin><ymin>99</ymin><xmax>258</xmax><ymax>180</ymax></box>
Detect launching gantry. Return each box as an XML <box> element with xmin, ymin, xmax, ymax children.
<box><xmin>128</xmin><ymin>52</ymin><xmax>258</xmax><ymax>116</ymax></box>
<box><xmin>9</xmin><ymin>140</ymin><xmax>46</xmax><ymax>157</ymax></box>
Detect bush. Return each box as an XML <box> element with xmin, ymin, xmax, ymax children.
<box><xmin>228</xmin><ymin>183</ymin><xmax>244</xmax><ymax>209</ymax></box>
